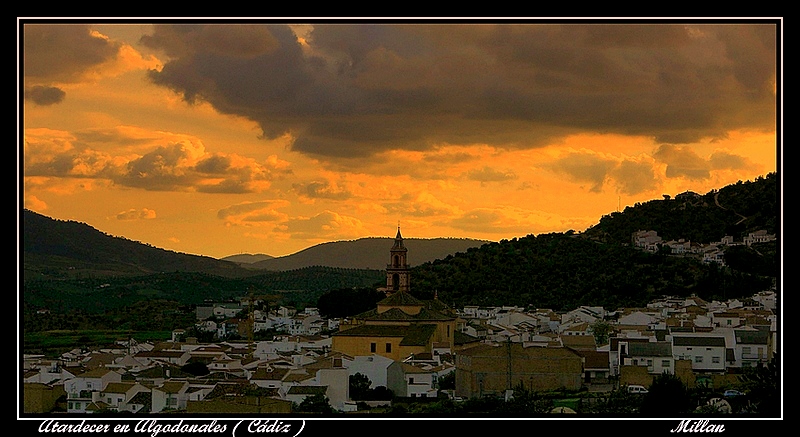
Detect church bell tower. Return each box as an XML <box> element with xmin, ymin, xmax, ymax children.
<box><xmin>386</xmin><ymin>226</ymin><xmax>410</xmax><ymax>293</ymax></box>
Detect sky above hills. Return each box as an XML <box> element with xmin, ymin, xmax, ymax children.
<box><xmin>20</xmin><ymin>19</ymin><xmax>780</xmax><ymax>259</ymax></box>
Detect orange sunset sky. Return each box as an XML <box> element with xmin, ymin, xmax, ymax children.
<box><xmin>19</xmin><ymin>19</ymin><xmax>781</xmax><ymax>260</ymax></box>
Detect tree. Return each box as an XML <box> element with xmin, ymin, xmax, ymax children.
<box><xmin>588</xmin><ymin>319</ymin><xmax>613</xmax><ymax>345</ymax></box>
<box><xmin>181</xmin><ymin>361</ymin><xmax>210</xmax><ymax>377</ymax></box>
<box><xmin>349</xmin><ymin>373</ymin><xmax>372</xmax><ymax>401</ymax></box>
<box><xmin>294</xmin><ymin>393</ymin><xmax>335</xmax><ymax>414</ymax></box>
<box><xmin>586</xmin><ymin>389</ymin><xmax>643</xmax><ymax>414</ymax></box>
<box><xmin>739</xmin><ymin>353</ymin><xmax>780</xmax><ymax>416</ymax></box>
<box><xmin>437</xmin><ymin>371</ymin><xmax>455</xmax><ymax>391</ymax></box>
<box><xmin>640</xmin><ymin>372</ymin><xmax>692</xmax><ymax>416</ymax></box>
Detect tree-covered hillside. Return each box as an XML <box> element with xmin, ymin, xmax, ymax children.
<box><xmin>409</xmin><ymin>232</ymin><xmax>773</xmax><ymax>312</ymax></box>
<box><xmin>584</xmin><ymin>172</ymin><xmax>777</xmax><ymax>245</ymax></box>
<box><xmin>409</xmin><ymin>173</ymin><xmax>778</xmax><ymax>312</ymax></box>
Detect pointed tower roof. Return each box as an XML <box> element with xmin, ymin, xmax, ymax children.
<box><xmin>392</xmin><ymin>226</ymin><xmax>406</xmax><ymax>250</ymax></box>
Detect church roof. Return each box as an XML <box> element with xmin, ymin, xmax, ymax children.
<box><xmin>331</xmin><ymin>324</ymin><xmax>436</xmax><ymax>346</ymax></box>
<box><xmin>378</xmin><ymin>290</ymin><xmax>424</xmax><ymax>306</ymax></box>
<box><xmin>358</xmin><ymin>306</ymin><xmax>454</xmax><ymax>321</ymax></box>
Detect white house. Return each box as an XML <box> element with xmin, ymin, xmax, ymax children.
<box><xmin>99</xmin><ymin>382</ymin><xmax>150</xmax><ymax>413</ymax></box>
<box><xmin>622</xmin><ymin>341</ymin><xmax>674</xmax><ymax>375</ymax></box>
<box><xmin>732</xmin><ymin>328</ymin><xmax>771</xmax><ymax>368</ymax></box>
<box><xmin>342</xmin><ymin>354</ymin><xmax>394</xmax><ymax>389</ymax></box>
<box><xmin>670</xmin><ymin>334</ymin><xmax>727</xmax><ymax>373</ymax></box>
<box><xmin>151</xmin><ymin>380</ymin><xmax>189</xmax><ymax>412</ymax></box>
<box><xmin>64</xmin><ymin>368</ymin><xmax>122</xmax><ymax>413</ymax></box>
<box><xmin>617</xmin><ymin>310</ymin><xmax>659</xmax><ymax>328</ymax></box>
<box><xmin>388</xmin><ymin>362</ymin><xmax>438</xmax><ymax>398</ymax></box>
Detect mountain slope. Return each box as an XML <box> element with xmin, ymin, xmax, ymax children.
<box><xmin>22</xmin><ymin>209</ymin><xmax>255</xmax><ymax>280</ymax></box>
<box><xmin>410</xmin><ymin>173</ymin><xmax>779</xmax><ymax>311</ymax></box>
<box><xmin>242</xmin><ymin>237</ymin><xmax>491</xmax><ymax>271</ymax></box>
<box><xmin>220</xmin><ymin>254</ymin><xmax>275</xmax><ymax>264</ymax></box>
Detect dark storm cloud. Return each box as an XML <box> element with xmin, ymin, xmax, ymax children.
<box><xmin>23</xmin><ymin>24</ymin><xmax>122</xmax><ymax>100</ymax></box>
<box><xmin>141</xmin><ymin>23</ymin><xmax>777</xmax><ymax>160</ymax></box>
<box><xmin>24</xmin><ymin>85</ymin><xmax>66</xmax><ymax>106</ymax></box>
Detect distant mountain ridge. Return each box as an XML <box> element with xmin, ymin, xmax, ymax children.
<box><xmin>21</xmin><ymin>209</ymin><xmax>489</xmax><ymax>280</ymax></box>
<box><xmin>227</xmin><ymin>237</ymin><xmax>491</xmax><ymax>271</ymax></box>
<box><xmin>221</xmin><ymin>253</ymin><xmax>275</xmax><ymax>264</ymax></box>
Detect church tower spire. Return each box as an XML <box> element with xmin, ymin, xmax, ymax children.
<box><xmin>386</xmin><ymin>225</ymin><xmax>410</xmax><ymax>293</ymax></box>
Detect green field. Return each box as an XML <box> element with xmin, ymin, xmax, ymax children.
<box><xmin>23</xmin><ymin>329</ymin><xmax>172</xmax><ymax>357</ymax></box>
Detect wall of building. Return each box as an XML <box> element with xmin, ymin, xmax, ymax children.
<box><xmin>455</xmin><ymin>344</ymin><xmax>583</xmax><ymax>398</ymax></box>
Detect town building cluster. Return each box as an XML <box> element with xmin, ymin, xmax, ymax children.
<box><xmin>632</xmin><ymin>229</ymin><xmax>776</xmax><ymax>266</ymax></box>
<box><xmin>23</xmin><ymin>228</ymin><xmax>778</xmax><ymax>414</ymax></box>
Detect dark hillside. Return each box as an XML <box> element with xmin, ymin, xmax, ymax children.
<box><xmin>411</xmin><ymin>173</ymin><xmax>778</xmax><ymax>311</ymax></box>
<box><xmin>22</xmin><ymin>209</ymin><xmax>255</xmax><ymax>280</ymax></box>
<box><xmin>411</xmin><ymin>232</ymin><xmax>773</xmax><ymax>312</ymax></box>
<box><xmin>583</xmin><ymin>172</ymin><xmax>777</xmax><ymax>245</ymax></box>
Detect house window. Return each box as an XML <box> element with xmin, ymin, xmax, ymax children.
<box><xmin>712</xmin><ymin>357</ymin><xmax>721</xmax><ymax>364</ymax></box>
<box><xmin>370</xmin><ymin>343</ymin><xmax>376</xmax><ymax>353</ymax></box>
<box><xmin>695</xmin><ymin>356</ymin><xmax>703</xmax><ymax>363</ymax></box>
<box><xmin>409</xmin><ymin>377</ymin><xmax>414</xmax><ymax>384</ymax></box>
<box><xmin>646</xmin><ymin>359</ymin><xmax>653</xmax><ymax>366</ymax></box>
<box><xmin>742</xmin><ymin>347</ymin><xmax>751</xmax><ymax>354</ymax></box>
<box><xmin>662</xmin><ymin>360</ymin><xmax>671</xmax><ymax>367</ymax></box>
<box><xmin>385</xmin><ymin>343</ymin><xmax>392</xmax><ymax>353</ymax></box>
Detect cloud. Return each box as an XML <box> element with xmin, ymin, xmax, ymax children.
<box><xmin>544</xmin><ymin>151</ymin><xmax>617</xmax><ymax>193</ymax></box>
<box><xmin>447</xmin><ymin>208</ymin><xmax>534</xmax><ymax>235</ymax></box>
<box><xmin>653</xmin><ymin>144</ymin><xmax>711</xmax><ymax>180</ymax></box>
<box><xmin>138</xmin><ymin>23</ymin><xmax>776</xmax><ymax>163</ymax></box>
<box><xmin>24</xmin><ymin>128</ymin><xmax>292</xmax><ymax>193</ymax></box>
<box><xmin>466</xmin><ymin>166</ymin><xmax>518</xmax><ymax>185</ymax></box>
<box><xmin>383</xmin><ymin>191</ymin><xmax>461</xmax><ymax>217</ymax></box>
<box><xmin>709</xmin><ymin>150</ymin><xmax>750</xmax><ymax>170</ymax></box>
<box><xmin>609</xmin><ymin>159</ymin><xmax>660</xmax><ymax>196</ymax></box>
<box><xmin>23</xmin><ymin>25</ymin><xmax>120</xmax><ymax>84</ymax></box>
<box><xmin>24</xmin><ymin>86</ymin><xmax>66</xmax><ymax>106</ymax></box>
<box><xmin>24</xmin><ymin>195</ymin><xmax>48</xmax><ymax>211</ymax></box>
<box><xmin>115</xmin><ymin>208</ymin><xmax>157</xmax><ymax>220</ymax></box>
<box><xmin>292</xmin><ymin>180</ymin><xmax>352</xmax><ymax>200</ymax></box>
<box><xmin>281</xmin><ymin>210</ymin><xmax>367</xmax><ymax>240</ymax></box>
<box><xmin>217</xmin><ymin>200</ymin><xmax>290</xmax><ymax>225</ymax></box>
<box><xmin>23</xmin><ymin>24</ymin><xmax>159</xmax><ymax>103</ymax></box>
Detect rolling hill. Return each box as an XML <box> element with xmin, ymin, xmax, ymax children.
<box><xmin>21</xmin><ymin>209</ymin><xmax>255</xmax><ymax>281</ymax></box>
<box><xmin>229</xmin><ymin>237</ymin><xmax>490</xmax><ymax>271</ymax></box>
<box><xmin>20</xmin><ymin>172</ymin><xmax>779</xmax><ymax>315</ymax></box>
